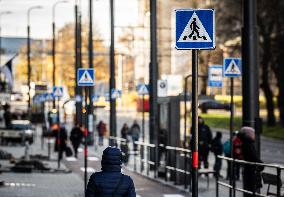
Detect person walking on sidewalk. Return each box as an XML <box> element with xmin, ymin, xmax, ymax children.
<box><xmin>239</xmin><ymin>127</ymin><xmax>264</xmax><ymax>197</ymax></box>
<box><xmin>70</xmin><ymin>123</ymin><xmax>83</xmax><ymax>158</ymax></box>
<box><xmin>130</xmin><ymin>120</ymin><xmax>140</xmax><ymax>152</ymax></box>
<box><xmin>198</xmin><ymin>116</ymin><xmax>212</xmax><ymax>169</ymax></box>
<box><xmin>86</xmin><ymin>147</ymin><xmax>136</xmax><ymax>196</ymax></box>
<box><xmin>232</xmin><ymin>131</ymin><xmax>243</xmax><ymax>180</ymax></box>
<box><xmin>53</xmin><ymin>125</ymin><xmax>68</xmax><ymax>160</ymax></box>
<box><xmin>211</xmin><ymin>131</ymin><xmax>223</xmax><ymax>178</ymax></box>
<box><xmin>97</xmin><ymin>121</ymin><xmax>107</xmax><ymax>146</ymax></box>
<box><xmin>120</xmin><ymin>123</ymin><xmax>130</xmax><ymax>164</ymax></box>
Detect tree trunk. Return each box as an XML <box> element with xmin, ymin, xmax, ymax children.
<box><xmin>275</xmin><ymin>47</ymin><xmax>284</xmax><ymax>126</ymax></box>
<box><xmin>277</xmin><ymin>83</ymin><xmax>284</xmax><ymax>126</ymax></box>
<box><xmin>261</xmin><ymin>80</ymin><xmax>276</xmax><ymax>126</ymax></box>
<box><xmin>260</xmin><ymin>34</ymin><xmax>276</xmax><ymax>126</ymax></box>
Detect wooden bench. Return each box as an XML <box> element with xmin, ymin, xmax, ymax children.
<box><xmin>262</xmin><ymin>172</ymin><xmax>284</xmax><ymax>197</ymax></box>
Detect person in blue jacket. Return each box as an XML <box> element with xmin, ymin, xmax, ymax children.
<box><xmin>86</xmin><ymin>147</ymin><xmax>136</xmax><ymax>197</ymax></box>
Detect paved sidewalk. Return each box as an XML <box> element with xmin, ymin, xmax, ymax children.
<box><xmin>63</xmin><ymin>144</ymin><xmax>188</xmax><ymax>197</ymax></box>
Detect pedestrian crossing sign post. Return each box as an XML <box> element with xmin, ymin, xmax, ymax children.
<box><xmin>52</xmin><ymin>86</ymin><xmax>63</xmax><ymax>98</ymax></box>
<box><xmin>111</xmin><ymin>89</ymin><xmax>122</xmax><ymax>99</ymax></box>
<box><xmin>224</xmin><ymin>58</ymin><xmax>242</xmax><ymax>77</ymax></box>
<box><xmin>208</xmin><ymin>65</ymin><xmax>223</xmax><ymax>87</ymax></box>
<box><xmin>175</xmin><ymin>8</ymin><xmax>215</xmax><ymax>197</ymax></box>
<box><xmin>137</xmin><ymin>84</ymin><xmax>149</xmax><ymax>95</ymax></box>
<box><xmin>77</xmin><ymin>68</ymin><xmax>95</xmax><ymax>86</ymax></box>
<box><xmin>175</xmin><ymin>9</ymin><xmax>215</xmax><ymax>49</ymax></box>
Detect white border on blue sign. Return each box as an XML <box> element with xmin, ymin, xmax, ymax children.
<box><xmin>175</xmin><ymin>8</ymin><xmax>216</xmax><ymax>50</ymax></box>
<box><xmin>77</xmin><ymin>68</ymin><xmax>96</xmax><ymax>86</ymax></box>
<box><xmin>223</xmin><ymin>58</ymin><xmax>242</xmax><ymax>78</ymax></box>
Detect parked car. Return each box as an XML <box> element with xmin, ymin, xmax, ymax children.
<box><xmin>0</xmin><ymin>120</ymin><xmax>34</xmax><ymax>144</ymax></box>
<box><xmin>199</xmin><ymin>100</ymin><xmax>231</xmax><ymax>113</ymax></box>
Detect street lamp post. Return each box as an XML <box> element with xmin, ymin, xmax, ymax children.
<box><xmin>52</xmin><ymin>0</ymin><xmax>68</xmax><ymax>109</ymax></box>
<box><xmin>149</xmin><ymin>0</ymin><xmax>158</xmax><ymax>178</ymax></box>
<box><xmin>88</xmin><ymin>0</ymin><xmax>94</xmax><ymax>142</ymax></box>
<box><xmin>27</xmin><ymin>5</ymin><xmax>43</xmax><ymax>118</ymax></box>
<box><xmin>109</xmin><ymin>0</ymin><xmax>117</xmax><ymax>145</ymax></box>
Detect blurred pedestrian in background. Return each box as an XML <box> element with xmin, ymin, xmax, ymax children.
<box><xmin>120</xmin><ymin>123</ymin><xmax>129</xmax><ymax>140</ymax></box>
<box><xmin>232</xmin><ymin>131</ymin><xmax>243</xmax><ymax>180</ymax></box>
<box><xmin>239</xmin><ymin>127</ymin><xmax>264</xmax><ymax>197</ymax></box>
<box><xmin>96</xmin><ymin>120</ymin><xmax>107</xmax><ymax>146</ymax></box>
<box><xmin>70</xmin><ymin>123</ymin><xmax>83</xmax><ymax>158</ymax></box>
<box><xmin>3</xmin><ymin>104</ymin><xmax>11</xmax><ymax>129</ymax></box>
<box><xmin>53</xmin><ymin>125</ymin><xmax>67</xmax><ymax>160</ymax></box>
<box><xmin>198</xmin><ymin>116</ymin><xmax>212</xmax><ymax>169</ymax></box>
<box><xmin>120</xmin><ymin>123</ymin><xmax>130</xmax><ymax>164</ymax></box>
<box><xmin>130</xmin><ymin>120</ymin><xmax>140</xmax><ymax>152</ymax></box>
<box><xmin>211</xmin><ymin>131</ymin><xmax>223</xmax><ymax>178</ymax></box>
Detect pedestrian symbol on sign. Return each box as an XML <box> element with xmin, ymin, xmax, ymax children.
<box><xmin>77</xmin><ymin>68</ymin><xmax>95</xmax><ymax>86</ymax></box>
<box><xmin>223</xmin><ymin>58</ymin><xmax>242</xmax><ymax>77</ymax></box>
<box><xmin>225</xmin><ymin>60</ymin><xmax>241</xmax><ymax>75</ymax></box>
<box><xmin>79</xmin><ymin>71</ymin><xmax>92</xmax><ymax>83</ymax></box>
<box><xmin>178</xmin><ymin>12</ymin><xmax>212</xmax><ymax>43</ymax></box>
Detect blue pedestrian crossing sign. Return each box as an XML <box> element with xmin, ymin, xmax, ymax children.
<box><xmin>224</xmin><ymin>58</ymin><xmax>242</xmax><ymax>77</ymax></box>
<box><xmin>175</xmin><ymin>9</ymin><xmax>215</xmax><ymax>49</ymax></box>
<box><xmin>77</xmin><ymin>68</ymin><xmax>95</xmax><ymax>86</ymax></box>
<box><xmin>208</xmin><ymin>65</ymin><xmax>223</xmax><ymax>87</ymax></box>
<box><xmin>53</xmin><ymin>86</ymin><xmax>63</xmax><ymax>97</ymax></box>
<box><xmin>137</xmin><ymin>84</ymin><xmax>149</xmax><ymax>95</ymax></box>
<box><xmin>45</xmin><ymin>93</ymin><xmax>54</xmax><ymax>101</ymax></box>
<box><xmin>111</xmin><ymin>89</ymin><xmax>122</xmax><ymax>99</ymax></box>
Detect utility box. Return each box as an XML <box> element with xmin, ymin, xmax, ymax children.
<box><xmin>157</xmin><ymin>96</ymin><xmax>181</xmax><ymax>180</ymax></box>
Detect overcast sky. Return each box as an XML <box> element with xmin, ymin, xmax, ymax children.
<box><xmin>0</xmin><ymin>0</ymin><xmax>139</xmax><ymax>39</ymax></box>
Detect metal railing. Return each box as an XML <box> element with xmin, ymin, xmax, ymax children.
<box><xmin>108</xmin><ymin>136</ymin><xmax>192</xmax><ymax>190</ymax></box>
<box><xmin>216</xmin><ymin>156</ymin><xmax>284</xmax><ymax>197</ymax></box>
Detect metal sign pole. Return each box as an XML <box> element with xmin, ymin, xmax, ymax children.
<box><xmin>57</xmin><ymin>96</ymin><xmax>61</xmax><ymax>169</ymax></box>
<box><xmin>141</xmin><ymin>94</ymin><xmax>145</xmax><ymax>172</ymax></box>
<box><xmin>84</xmin><ymin>86</ymin><xmax>88</xmax><ymax>193</ymax></box>
<box><xmin>109</xmin><ymin>0</ymin><xmax>117</xmax><ymax>146</ymax></box>
<box><xmin>191</xmin><ymin>49</ymin><xmax>199</xmax><ymax>197</ymax></box>
<box><xmin>142</xmin><ymin>94</ymin><xmax>145</xmax><ymax>142</ymax></box>
<box><xmin>230</xmin><ymin>77</ymin><xmax>235</xmax><ymax>197</ymax></box>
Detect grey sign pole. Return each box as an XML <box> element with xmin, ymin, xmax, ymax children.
<box><xmin>191</xmin><ymin>49</ymin><xmax>199</xmax><ymax>197</ymax></box>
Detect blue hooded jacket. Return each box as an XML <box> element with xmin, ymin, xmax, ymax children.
<box><xmin>86</xmin><ymin>147</ymin><xmax>136</xmax><ymax>197</ymax></box>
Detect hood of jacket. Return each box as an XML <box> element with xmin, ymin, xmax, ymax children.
<box><xmin>101</xmin><ymin>147</ymin><xmax>122</xmax><ymax>172</ymax></box>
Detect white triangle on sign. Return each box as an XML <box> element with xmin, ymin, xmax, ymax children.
<box><xmin>111</xmin><ymin>90</ymin><xmax>120</xmax><ymax>99</ymax></box>
<box><xmin>79</xmin><ymin>70</ymin><xmax>93</xmax><ymax>83</ymax></box>
<box><xmin>138</xmin><ymin>85</ymin><xmax>149</xmax><ymax>95</ymax></box>
<box><xmin>55</xmin><ymin>88</ymin><xmax>62</xmax><ymax>96</ymax></box>
<box><xmin>225</xmin><ymin>60</ymin><xmax>241</xmax><ymax>75</ymax></box>
<box><xmin>178</xmin><ymin>12</ymin><xmax>212</xmax><ymax>43</ymax></box>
